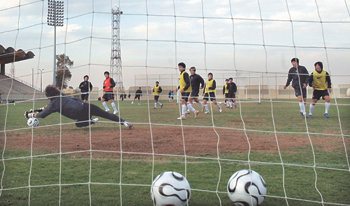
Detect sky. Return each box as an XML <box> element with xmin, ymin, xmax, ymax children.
<box><xmin>1</xmin><ymin>0</ymin><xmax>350</xmax><ymax>90</ymax></box>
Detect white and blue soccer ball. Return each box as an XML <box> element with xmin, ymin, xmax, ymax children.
<box><xmin>27</xmin><ymin>117</ymin><xmax>39</xmax><ymax>127</ymax></box>
<box><xmin>227</xmin><ymin>169</ymin><xmax>267</xmax><ymax>206</ymax></box>
<box><xmin>151</xmin><ymin>171</ymin><xmax>191</xmax><ymax>206</ymax></box>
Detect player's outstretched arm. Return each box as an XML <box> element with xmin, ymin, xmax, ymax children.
<box><xmin>36</xmin><ymin>104</ymin><xmax>54</xmax><ymax>118</ymax></box>
<box><xmin>309</xmin><ymin>72</ymin><xmax>314</xmax><ymax>87</ymax></box>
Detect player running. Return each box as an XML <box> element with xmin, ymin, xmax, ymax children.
<box><xmin>132</xmin><ymin>87</ymin><xmax>142</xmax><ymax>105</ymax></box>
<box><xmin>223</xmin><ymin>79</ymin><xmax>229</xmax><ymax>108</ymax></box>
<box><xmin>177</xmin><ymin>62</ymin><xmax>192</xmax><ymax>120</ymax></box>
<box><xmin>283</xmin><ymin>58</ymin><xmax>309</xmax><ymax>117</ymax></box>
<box><xmin>79</xmin><ymin>75</ymin><xmax>93</xmax><ymax>103</ymax></box>
<box><xmin>30</xmin><ymin>85</ymin><xmax>132</xmax><ymax>128</ymax></box>
<box><xmin>227</xmin><ymin>77</ymin><xmax>237</xmax><ymax>109</ymax></box>
<box><xmin>101</xmin><ymin>71</ymin><xmax>118</xmax><ymax>114</ymax></box>
<box><xmin>153</xmin><ymin>81</ymin><xmax>163</xmax><ymax>109</ymax></box>
<box><xmin>203</xmin><ymin>73</ymin><xmax>222</xmax><ymax>114</ymax></box>
<box><xmin>186</xmin><ymin>66</ymin><xmax>204</xmax><ymax>118</ymax></box>
<box><xmin>308</xmin><ymin>62</ymin><xmax>332</xmax><ymax>118</ymax></box>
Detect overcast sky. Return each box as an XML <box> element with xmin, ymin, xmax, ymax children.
<box><xmin>1</xmin><ymin>0</ymin><xmax>350</xmax><ymax>89</ymax></box>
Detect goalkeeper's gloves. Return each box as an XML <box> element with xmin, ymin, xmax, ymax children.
<box><xmin>24</xmin><ymin>107</ymin><xmax>44</xmax><ymax>119</ymax></box>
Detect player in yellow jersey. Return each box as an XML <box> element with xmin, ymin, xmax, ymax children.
<box><xmin>308</xmin><ymin>62</ymin><xmax>332</xmax><ymax>118</ymax></box>
<box><xmin>223</xmin><ymin>79</ymin><xmax>229</xmax><ymax>108</ymax></box>
<box><xmin>153</xmin><ymin>81</ymin><xmax>163</xmax><ymax>109</ymax></box>
<box><xmin>177</xmin><ymin>62</ymin><xmax>192</xmax><ymax>120</ymax></box>
<box><xmin>203</xmin><ymin>73</ymin><xmax>222</xmax><ymax>114</ymax></box>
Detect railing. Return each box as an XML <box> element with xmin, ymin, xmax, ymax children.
<box><xmin>2</xmin><ymin>73</ymin><xmax>41</xmax><ymax>92</ymax></box>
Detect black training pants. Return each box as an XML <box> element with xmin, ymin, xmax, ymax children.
<box><xmin>76</xmin><ymin>103</ymin><xmax>124</xmax><ymax>127</ymax></box>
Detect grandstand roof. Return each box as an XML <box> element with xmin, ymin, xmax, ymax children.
<box><xmin>0</xmin><ymin>44</ymin><xmax>35</xmax><ymax>65</ymax></box>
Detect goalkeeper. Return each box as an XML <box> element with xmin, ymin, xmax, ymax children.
<box><xmin>26</xmin><ymin>85</ymin><xmax>133</xmax><ymax>128</ymax></box>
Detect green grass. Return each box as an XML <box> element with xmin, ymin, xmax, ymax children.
<box><xmin>0</xmin><ymin>98</ymin><xmax>349</xmax><ymax>205</ymax></box>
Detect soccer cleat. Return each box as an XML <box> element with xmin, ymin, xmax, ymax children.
<box><xmin>219</xmin><ymin>109</ymin><xmax>223</xmax><ymax>113</ymax></box>
<box><xmin>123</xmin><ymin>121</ymin><xmax>133</xmax><ymax>129</ymax></box>
<box><xmin>177</xmin><ymin>115</ymin><xmax>186</xmax><ymax>120</ymax></box>
<box><xmin>308</xmin><ymin>114</ymin><xmax>312</xmax><ymax>119</ymax></box>
<box><xmin>105</xmin><ymin>109</ymin><xmax>110</xmax><ymax>112</ymax></box>
<box><xmin>113</xmin><ymin>110</ymin><xmax>118</xmax><ymax>115</ymax></box>
<box><xmin>300</xmin><ymin>112</ymin><xmax>305</xmax><ymax>117</ymax></box>
<box><xmin>186</xmin><ymin>110</ymin><xmax>190</xmax><ymax>114</ymax></box>
<box><xmin>91</xmin><ymin>118</ymin><xmax>99</xmax><ymax>124</ymax></box>
<box><xmin>160</xmin><ymin>104</ymin><xmax>163</xmax><ymax>109</ymax></box>
<box><xmin>204</xmin><ymin>111</ymin><xmax>210</xmax><ymax>114</ymax></box>
<box><xmin>324</xmin><ymin>113</ymin><xmax>329</xmax><ymax>118</ymax></box>
<box><xmin>194</xmin><ymin>110</ymin><xmax>199</xmax><ymax>118</ymax></box>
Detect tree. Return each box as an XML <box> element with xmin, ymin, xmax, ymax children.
<box><xmin>56</xmin><ymin>54</ymin><xmax>73</xmax><ymax>89</ymax></box>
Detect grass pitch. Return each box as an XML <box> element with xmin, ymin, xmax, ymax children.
<box><xmin>0</xmin><ymin>98</ymin><xmax>349</xmax><ymax>205</ymax></box>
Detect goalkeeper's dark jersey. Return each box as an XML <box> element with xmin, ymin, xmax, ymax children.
<box><xmin>37</xmin><ymin>95</ymin><xmax>84</xmax><ymax>120</ymax></box>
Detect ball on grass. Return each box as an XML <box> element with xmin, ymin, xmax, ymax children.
<box><xmin>227</xmin><ymin>169</ymin><xmax>267</xmax><ymax>206</ymax></box>
<box><xmin>151</xmin><ymin>171</ymin><xmax>191</xmax><ymax>206</ymax></box>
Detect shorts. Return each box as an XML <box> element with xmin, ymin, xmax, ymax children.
<box><xmin>312</xmin><ymin>90</ymin><xmax>329</xmax><ymax>100</ymax></box>
<box><xmin>102</xmin><ymin>93</ymin><xmax>114</xmax><ymax>101</ymax></box>
<box><xmin>181</xmin><ymin>92</ymin><xmax>190</xmax><ymax>102</ymax></box>
<box><xmin>224</xmin><ymin>93</ymin><xmax>229</xmax><ymax>99</ymax></box>
<box><xmin>227</xmin><ymin>93</ymin><xmax>235</xmax><ymax>99</ymax></box>
<box><xmin>190</xmin><ymin>90</ymin><xmax>200</xmax><ymax>98</ymax></box>
<box><xmin>135</xmin><ymin>95</ymin><xmax>141</xmax><ymax>100</ymax></box>
<box><xmin>154</xmin><ymin>95</ymin><xmax>159</xmax><ymax>101</ymax></box>
<box><xmin>203</xmin><ymin>92</ymin><xmax>216</xmax><ymax>101</ymax></box>
<box><xmin>81</xmin><ymin>93</ymin><xmax>89</xmax><ymax>101</ymax></box>
<box><xmin>294</xmin><ymin>87</ymin><xmax>307</xmax><ymax>98</ymax></box>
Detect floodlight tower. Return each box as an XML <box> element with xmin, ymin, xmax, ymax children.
<box><xmin>110</xmin><ymin>8</ymin><xmax>123</xmax><ymax>90</ymax></box>
<box><xmin>47</xmin><ymin>0</ymin><xmax>64</xmax><ymax>86</ymax></box>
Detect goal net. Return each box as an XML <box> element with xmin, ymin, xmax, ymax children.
<box><xmin>0</xmin><ymin>0</ymin><xmax>349</xmax><ymax>205</ymax></box>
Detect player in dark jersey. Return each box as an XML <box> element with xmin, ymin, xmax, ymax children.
<box><xmin>283</xmin><ymin>58</ymin><xmax>309</xmax><ymax>117</ymax></box>
<box><xmin>227</xmin><ymin>78</ymin><xmax>237</xmax><ymax>109</ymax></box>
<box><xmin>79</xmin><ymin>75</ymin><xmax>93</xmax><ymax>103</ymax></box>
<box><xmin>187</xmin><ymin>66</ymin><xmax>204</xmax><ymax>118</ymax></box>
<box><xmin>132</xmin><ymin>87</ymin><xmax>143</xmax><ymax>105</ymax></box>
<box><xmin>32</xmin><ymin>85</ymin><xmax>133</xmax><ymax>128</ymax></box>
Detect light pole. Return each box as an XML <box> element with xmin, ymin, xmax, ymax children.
<box><xmin>47</xmin><ymin>0</ymin><xmax>64</xmax><ymax>86</ymax></box>
<box><xmin>38</xmin><ymin>68</ymin><xmax>44</xmax><ymax>92</ymax></box>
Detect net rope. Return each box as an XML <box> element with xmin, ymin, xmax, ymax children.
<box><xmin>0</xmin><ymin>1</ymin><xmax>349</xmax><ymax>206</ymax></box>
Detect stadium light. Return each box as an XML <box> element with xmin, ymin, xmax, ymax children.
<box><xmin>47</xmin><ymin>0</ymin><xmax>64</xmax><ymax>86</ymax></box>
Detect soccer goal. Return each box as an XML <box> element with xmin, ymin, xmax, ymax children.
<box><xmin>0</xmin><ymin>0</ymin><xmax>350</xmax><ymax>206</ymax></box>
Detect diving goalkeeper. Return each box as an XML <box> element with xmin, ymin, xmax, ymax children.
<box><xmin>28</xmin><ymin>85</ymin><xmax>133</xmax><ymax>128</ymax></box>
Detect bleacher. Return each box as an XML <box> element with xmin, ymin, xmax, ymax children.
<box><xmin>0</xmin><ymin>74</ymin><xmax>45</xmax><ymax>101</ymax></box>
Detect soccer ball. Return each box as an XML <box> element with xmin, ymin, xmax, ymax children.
<box><xmin>151</xmin><ymin>171</ymin><xmax>191</xmax><ymax>206</ymax></box>
<box><xmin>27</xmin><ymin>117</ymin><xmax>39</xmax><ymax>127</ymax></box>
<box><xmin>131</xmin><ymin>101</ymin><xmax>134</xmax><ymax>104</ymax></box>
<box><xmin>227</xmin><ymin>169</ymin><xmax>267</xmax><ymax>206</ymax></box>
